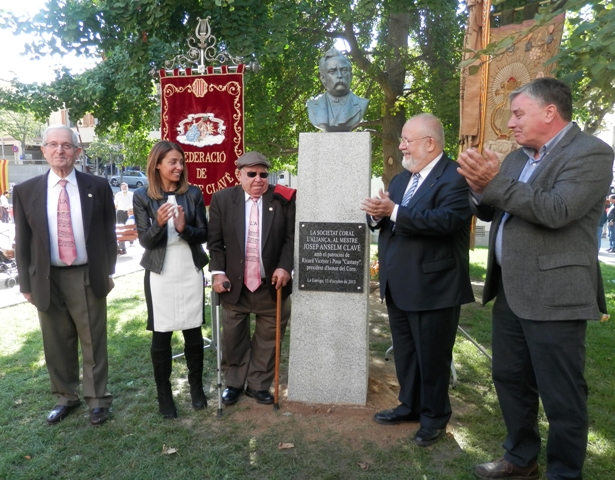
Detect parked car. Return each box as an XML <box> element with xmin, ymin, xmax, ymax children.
<box><xmin>109</xmin><ymin>171</ymin><xmax>149</xmax><ymax>188</ymax></box>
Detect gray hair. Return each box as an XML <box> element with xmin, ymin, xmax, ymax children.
<box><xmin>410</xmin><ymin>113</ymin><xmax>445</xmax><ymax>147</ymax></box>
<box><xmin>42</xmin><ymin>125</ymin><xmax>80</xmax><ymax>146</ymax></box>
<box><xmin>510</xmin><ymin>78</ymin><xmax>572</xmax><ymax>122</ymax></box>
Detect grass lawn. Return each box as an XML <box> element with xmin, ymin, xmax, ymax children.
<box><xmin>0</xmin><ymin>247</ymin><xmax>613</xmax><ymax>479</ymax></box>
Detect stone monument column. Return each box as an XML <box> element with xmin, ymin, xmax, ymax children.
<box><xmin>287</xmin><ymin>131</ymin><xmax>371</xmax><ymax>405</ymax></box>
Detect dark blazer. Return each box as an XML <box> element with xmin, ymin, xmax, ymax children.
<box><xmin>207</xmin><ymin>185</ymin><xmax>295</xmax><ymax>304</ymax></box>
<box><xmin>472</xmin><ymin>124</ymin><xmax>614</xmax><ymax>320</ymax></box>
<box><xmin>13</xmin><ymin>170</ymin><xmax>117</xmax><ymax>311</ymax></box>
<box><xmin>133</xmin><ymin>185</ymin><xmax>209</xmax><ymax>273</ymax></box>
<box><xmin>372</xmin><ymin>154</ymin><xmax>474</xmax><ymax>311</ymax></box>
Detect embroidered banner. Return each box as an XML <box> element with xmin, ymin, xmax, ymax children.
<box><xmin>483</xmin><ymin>13</ymin><xmax>565</xmax><ymax>159</ymax></box>
<box><xmin>160</xmin><ymin>65</ymin><xmax>245</xmax><ymax>204</ymax></box>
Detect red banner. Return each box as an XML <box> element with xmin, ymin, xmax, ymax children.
<box><xmin>160</xmin><ymin>65</ymin><xmax>244</xmax><ymax>204</ymax></box>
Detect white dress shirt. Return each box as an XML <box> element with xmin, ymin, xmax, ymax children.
<box><xmin>47</xmin><ymin>169</ymin><xmax>88</xmax><ymax>266</ymax></box>
<box><xmin>211</xmin><ymin>190</ymin><xmax>266</xmax><ymax>278</ymax></box>
<box><xmin>114</xmin><ymin>190</ymin><xmax>134</xmax><ymax>211</ymax></box>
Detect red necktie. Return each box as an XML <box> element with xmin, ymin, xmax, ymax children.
<box><xmin>57</xmin><ymin>179</ymin><xmax>77</xmax><ymax>265</ymax></box>
<box><xmin>244</xmin><ymin>197</ymin><xmax>261</xmax><ymax>292</ymax></box>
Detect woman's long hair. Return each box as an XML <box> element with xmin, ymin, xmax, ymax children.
<box><xmin>145</xmin><ymin>141</ymin><xmax>189</xmax><ymax>199</ymax></box>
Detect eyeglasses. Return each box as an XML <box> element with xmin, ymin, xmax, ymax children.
<box><xmin>246</xmin><ymin>172</ymin><xmax>269</xmax><ymax>178</ymax></box>
<box><xmin>43</xmin><ymin>142</ymin><xmax>77</xmax><ymax>151</ymax></box>
<box><xmin>398</xmin><ymin>136</ymin><xmax>431</xmax><ymax>147</ymax></box>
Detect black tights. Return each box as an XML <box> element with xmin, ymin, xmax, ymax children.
<box><xmin>151</xmin><ymin>327</ymin><xmax>202</xmax><ymax>350</ymax></box>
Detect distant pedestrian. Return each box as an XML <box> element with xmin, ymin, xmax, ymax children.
<box><xmin>0</xmin><ymin>191</ymin><xmax>10</xmax><ymax>223</ymax></box>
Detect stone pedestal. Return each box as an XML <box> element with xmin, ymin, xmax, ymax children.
<box><xmin>287</xmin><ymin>132</ymin><xmax>371</xmax><ymax>405</ymax></box>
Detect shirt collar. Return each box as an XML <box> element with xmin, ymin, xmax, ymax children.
<box><xmin>414</xmin><ymin>152</ymin><xmax>443</xmax><ymax>178</ymax></box>
<box><xmin>48</xmin><ymin>168</ymin><xmax>77</xmax><ymax>187</ymax></box>
<box><xmin>244</xmin><ymin>191</ymin><xmax>263</xmax><ymax>203</ymax></box>
<box><xmin>522</xmin><ymin>122</ymin><xmax>574</xmax><ymax>164</ymax></box>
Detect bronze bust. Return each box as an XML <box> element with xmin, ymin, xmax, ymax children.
<box><xmin>306</xmin><ymin>48</ymin><xmax>369</xmax><ymax>132</ymax></box>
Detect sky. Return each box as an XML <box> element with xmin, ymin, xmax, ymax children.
<box><xmin>0</xmin><ymin>0</ymin><xmax>97</xmax><ymax>84</ymax></box>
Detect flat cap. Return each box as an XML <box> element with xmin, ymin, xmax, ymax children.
<box><xmin>236</xmin><ymin>151</ymin><xmax>270</xmax><ymax>169</ymax></box>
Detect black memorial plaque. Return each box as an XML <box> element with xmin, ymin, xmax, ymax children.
<box><xmin>298</xmin><ymin>222</ymin><xmax>366</xmax><ymax>293</ymax></box>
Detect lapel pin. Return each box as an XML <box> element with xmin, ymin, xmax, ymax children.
<box><xmin>88</xmin><ymin>193</ymin><xmax>93</xmax><ymax>197</ymax></box>
<box><xmin>269</xmin><ymin>207</ymin><xmax>273</xmax><ymax>211</ymax></box>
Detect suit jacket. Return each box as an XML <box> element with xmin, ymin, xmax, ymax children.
<box><xmin>133</xmin><ymin>186</ymin><xmax>209</xmax><ymax>274</ymax></box>
<box><xmin>372</xmin><ymin>154</ymin><xmax>474</xmax><ymax>311</ymax></box>
<box><xmin>207</xmin><ymin>185</ymin><xmax>295</xmax><ymax>304</ymax></box>
<box><xmin>472</xmin><ymin>124</ymin><xmax>614</xmax><ymax>320</ymax></box>
<box><xmin>13</xmin><ymin>170</ymin><xmax>117</xmax><ymax>311</ymax></box>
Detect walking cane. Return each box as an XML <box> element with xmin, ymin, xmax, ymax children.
<box><xmin>273</xmin><ymin>276</ymin><xmax>282</xmax><ymax>411</ymax></box>
<box><xmin>211</xmin><ymin>280</ymin><xmax>230</xmax><ymax>418</ymax></box>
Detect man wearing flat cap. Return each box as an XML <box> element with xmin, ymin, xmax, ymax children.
<box><xmin>207</xmin><ymin>151</ymin><xmax>296</xmax><ymax>405</ymax></box>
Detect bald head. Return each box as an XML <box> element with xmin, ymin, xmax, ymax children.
<box><xmin>399</xmin><ymin>114</ymin><xmax>445</xmax><ymax>173</ymax></box>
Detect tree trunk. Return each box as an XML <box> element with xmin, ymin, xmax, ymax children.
<box><xmin>380</xmin><ymin>13</ymin><xmax>410</xmax><ymax>190</ymax></box>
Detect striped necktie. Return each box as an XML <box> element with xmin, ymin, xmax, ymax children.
<box><xmin>401</xmin><ymin>173</ymin><xmax>420</xmax><ymax>207</ymax></box>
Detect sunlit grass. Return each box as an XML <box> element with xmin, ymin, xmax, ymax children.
<box><xmin>0</xmin><ymin>252</ymin><xmax>614</xmax><ymax>479</ymax></box>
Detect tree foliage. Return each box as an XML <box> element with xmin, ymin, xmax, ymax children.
<box><xmin>0</xmin><ymin>110</ymin><xmax>45</xmax><ymax>151</ymax></box>
<box><xmin>85</xmin><ymin>124</ymin><xmax>156</xmax><ymax>172</ymax></box>
<box><xmin>0</xmin><ymin>0</ymin><xmax>466</xmax><ymax>185</ymax></box>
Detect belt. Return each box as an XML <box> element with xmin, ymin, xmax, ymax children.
<box><xmin>51</xmin><ymin>263</ymin><xmax>88</xmax><ymax>270</ymax></box>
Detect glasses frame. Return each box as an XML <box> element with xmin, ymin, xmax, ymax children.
<box><xmin>42</xmin><ymin>142</ymin><xmax>78</xmax><ymax>151</ymax></box>
<box><xmin>398</xmin><ymin>136</ymin><xmax>431</xmax><ymax>147</ymax></box>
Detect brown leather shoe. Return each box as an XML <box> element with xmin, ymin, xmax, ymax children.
<box><xmin>46</xmin><ymin>404</ymin><xmax>78</xmax><ymax>425</ymax></box>
<box><xmin>474</xmin><ymin>457</ymin><xmax>539</xmax><ymax>479</ymax></box>
<box><xmin>90</xmin><ymin>407</ymin><xmax>110</xmax><ymax>426</ymax></box>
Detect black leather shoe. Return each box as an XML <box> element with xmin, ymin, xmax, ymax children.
<box><xmin>474</xmin><ymin>457</ymin><xmax>539</xmax><ymax>479</ymax></box>
<box><xmin>413</xmin><ymin>426</ymin><xmax>445</xmax><ymax>446</ymax></box>
<box><xmin>46</xmin><ymin>404</ymin><xmax>78</xmax><ymax>425</ymax></box>
<box><xmin>245</xmin><ymin>387</ymin><xmax>274</xmax><ymax>405</ymax></box>
<box><xmin>222</xmin><ymin>386</ymin><xmax>244</xmax><ymax>405</ymax></box>
<box><xmin>90</xmin><ymin>407</ymin><xmax>110</xmax><ymax>426</ymax></box>
<box><xmin>373</xmin><ymin>409</ymin><xmax>420</xmax><ymax>425</ymax></box>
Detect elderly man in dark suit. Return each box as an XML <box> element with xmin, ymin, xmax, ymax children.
<box><xmin>208</xmin><ymin>151</ymin><xmax>295</xmax><ymax>405</ymax></box>
<box><xmin>458</xmin><ymin>78</ymin><xmax>614</xmax><ymax>480</ymax></box>
<box><xmin>13</xmin><ymin>125</ymin><xmax>117</xmax><ymax>426</ymax></box>
<box><xmin>362</xmin><ymin>113</ymin><xmax>474</xmax><ymax>447</ymax></box>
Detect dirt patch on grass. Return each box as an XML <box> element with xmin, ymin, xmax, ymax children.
<box><xmin>210</xmin><ymin>288</ymin><xmax>475</xmax><ymax>449</ymax></box>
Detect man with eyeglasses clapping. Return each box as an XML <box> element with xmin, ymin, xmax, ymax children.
<box><xmin>13</xmin><ymin>125</ymin><xmax>116</xmax><ymax>426</ymax></box>
<box><xmin>362</xmin><ymin>114</ymin><xmax>474</xmax><ymax>447</ymax></box>
<box><xmin>208</xmin><ymin>151</ymin><xmax>296</xmax><ymax>406</ymax></box>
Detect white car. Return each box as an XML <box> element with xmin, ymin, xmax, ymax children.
<box><xmin>110</xmin><ymin>171</ymin><xmax>149</xmax><ymax>188</ymax></box>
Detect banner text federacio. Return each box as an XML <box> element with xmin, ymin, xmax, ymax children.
<box><xmin>184</xmin><ymin>151</ymin><xmax>227</xmax><ymax>163</ymax></box>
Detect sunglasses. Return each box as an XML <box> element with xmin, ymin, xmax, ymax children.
<box><xmin>246</xmin><ymin>172</ymin><xmax>269</xmax><ymax>178</ymax></box>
